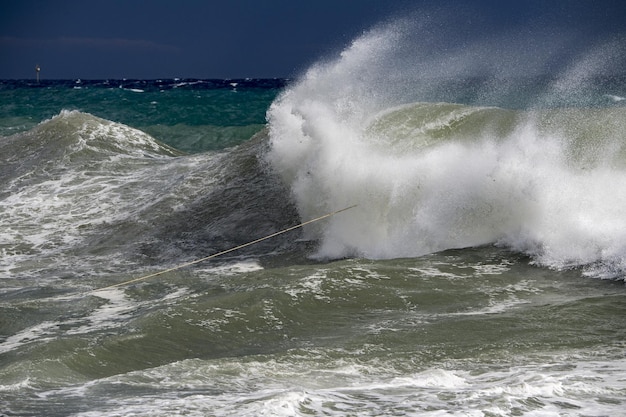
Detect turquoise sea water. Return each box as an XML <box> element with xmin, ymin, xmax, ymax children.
<box><xmin>0</xmin><ymin>78</ymin><xmax>284</xmax><ymax>153</ymax></box>
<box><xmin>1</xmin><ymin>21</ymin><xmax>626</xmax><ymax>417</ymax></box>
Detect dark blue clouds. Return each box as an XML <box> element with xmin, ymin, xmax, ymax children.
<box><xmin>0</xmin><ymin>0</ymin><xmax>624</xmax><ymax>79</ymax></box>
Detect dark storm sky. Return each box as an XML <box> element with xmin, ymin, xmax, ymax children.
<box><xmin>1</xmin><ymin>0</ymin><xmax>625</xmax><ymax>79</ymax></box>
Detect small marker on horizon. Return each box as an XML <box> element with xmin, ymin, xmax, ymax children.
<box><xmin>35</xmin><ymin>64</ymin><xmax>41</xmax><ymax>82</ymax></box>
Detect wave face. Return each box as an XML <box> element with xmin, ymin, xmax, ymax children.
<box><xmin>0</xmin><ymin>110</ymin><xmax>298</xmax><ymax>284</ymax></box>
<box><xmin>266</xmin><ymin>20</ymin><xmax>626</xmax><ymax>278</ymax></box>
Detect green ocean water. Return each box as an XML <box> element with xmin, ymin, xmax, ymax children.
<box><xmin>1</xmin><ymin>23</ymin><xmax>626</xmax><ymax>417</ymax></box>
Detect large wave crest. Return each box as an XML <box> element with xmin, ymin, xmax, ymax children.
<box><xmin>266</xmin><ymin>18</ymin><xmax>626</xmax><ymax>279</ymax></box>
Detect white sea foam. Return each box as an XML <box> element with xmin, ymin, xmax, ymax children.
<box><xmin>196</xmin><ymin>260</ymin><xmax>264</xmax><ymax>276</ymax></box>
<box><xmin>284</xmin><ymin>270</ymin><xmax>330</xmax><ymax>301</ymax></box>
<box><xmin>59</xmin><ymin>352</ymin><xmax>626</xmax><ymax>417</ymax></box>
<box><xmin>0</xmin><ymin>112</ymin><xmax>223</xmax><ymax>281</ymax></box>
<box><xmin>606</xmin><ymin>94</ymin><xmax>626</xmax><ymax>102</ymax></box>
<box><xmin>266</xmin><ymin>21</ymin><xmax>626</xmax><ymax>279</ymax></box>
<box><xmin>0</xmin><ymin>286</ymin><xmax>192</xmax><ymax>354</ymax></box>
<box><xmin>0</xmin><ymin>320</ymin><xmax>59</xmax><ymax>354</ymax></box>
<box><xmin>0</xmin><ymin>377</ymin><xmax>32</xmax><ymax>392</ymax></box>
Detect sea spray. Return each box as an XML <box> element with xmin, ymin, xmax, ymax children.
<box><xmin>266</xmin><ymin>20</ymin><xmax>626</xmax><ymax>278</ymax></box>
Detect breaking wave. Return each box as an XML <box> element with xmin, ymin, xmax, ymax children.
<box><xmin>266</xmin><ymin>20</ymin><xmax>626</xmax><ymax>279</ymax></box>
